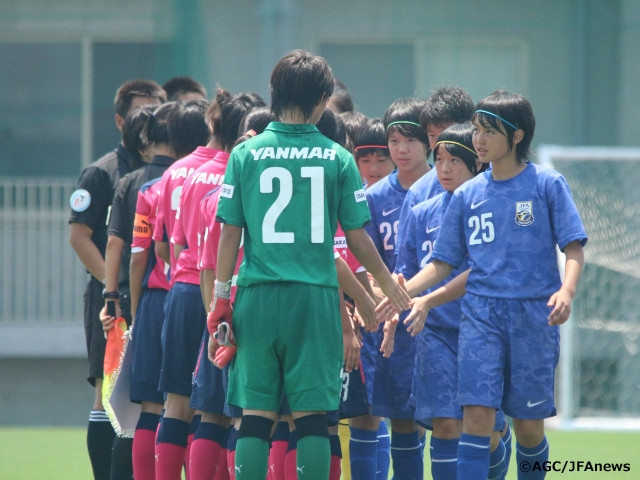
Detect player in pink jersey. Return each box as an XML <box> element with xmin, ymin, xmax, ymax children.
<box><xmin>155</xmin><ymin>88</ymin><xmax>266</xmax><ymax>480</ymax></box>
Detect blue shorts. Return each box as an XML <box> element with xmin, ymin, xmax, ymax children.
<box><xmin>412</xmin><ymin>324</ymin><xmax>508</xmax><ymax>432</ymax></box>
<box><xmin>190</xmin><ymin>327</ymin><xmax>228</xmax><ymax>415</ymax></box>
<box><xmin>339</xmin><ymin>364</ymin><xmax>369</xmax><ymax>419</ymax></box>
<box><xmin>371</xmin><ymin>315</ymin><xmax>416</xmax><ymax>419</ymax></box>
<box><xmin>413</xmin><ymin>325</ymin><xmax>462</xmax><ymax>426</ymax></box>
<box><xmin>130</xmin><ymin>288</ymin><xmax>167</xmax><ymax>404</ymax></box>
<box><xmin>159</xmin><ymin>282</ymin><xmax>207</xmax><ymax>397</ymax></box>
<box><xmin>458</xmin><ymin>294</ymin><xmax>559</xmax><ymax>419</ymax></box>
<box><xmin>359</xmin><ymin>329</ymin><xmax>378</xmax><ymax>403</ymax></box>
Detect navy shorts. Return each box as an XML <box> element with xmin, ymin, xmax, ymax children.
<box><xmin>339</xmin><ymin>364</ymin><xmax>369</xmax><ymax>419</ymax></box>
<box><xmin>130</xmin><ymin>288</ymin><xmax>167</xmax><ymax>404</ymax></box>
<box><xmin>371</xmin><ymin>313</ymin><xmax>416</xmax><ymax>419</ymax></box>
<box><xmin>190</xmin><ymin>327</ymin><xmax>230</xmax><ymax>416</ymax></box>
<box><xmin>158</xmin><ymin>282</ymin><xmax>206</xmax><ymax>397</ymax></box>
<box><xmin>359</xmin><ymin>329</ymin><xmax>378</xmax><ymax>403</ymax></box>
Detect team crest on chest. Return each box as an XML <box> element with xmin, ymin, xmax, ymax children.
<box><xmin>515</xmin><ymin>201</ymin><xmax>533</xmax><ymax>226</ymax></box>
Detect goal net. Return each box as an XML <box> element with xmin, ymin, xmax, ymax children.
<box><xmin>538</xmin><ymin>145</ymin><xmax>640</xmax><ymax>430</ymax></box>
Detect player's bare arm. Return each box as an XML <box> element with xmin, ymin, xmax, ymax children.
<box><xmin>102</xmin><ymin>235</ymin><xmax>125</xmax><ymax>321</ymax></box>
<box><xmin>200</xmin><ymin>268</ymin><xmax>216</xmax><ymax>311</ymax></box>
<box><xmin>340</xmin><ymin>291</ymin><xmax>361</xmax><ymax>373</ymax></box>
<box><xmin>375</xmin><ymin>260</ymin><xmax>453</xmax><ymax>322</ymax></box>
<box><xmin>154</xmin><ymin>240</ymin><xmax>170</xmax><ymax>265</ymax></box>
<box><xmin>548</xmin><ymin>240</ymin><xmax>585</xmax><ymax>326</ymax></box>
<box><xmin>380</xmin><ymin>319</ymin><xmax>397</xmax><ymax>358</ymax></box>
<box><xmin>404</xmin><ymin>269</ymin><xmax>470</xmax><ymax>336</ymax></box>
<box><xmin>336</xmin><ymin>255</ymin><xmax>377</xmax><ymax>331</ymax></box>
<box><xmin>69</xmin><ymin>222</ymin><xmax>105</xmax><ymax>282</ymax></box>
<box><xmin>344</xmin><ymin>227</ymin><xmax>410</xmax><ymax>312</ymax></box>
<box><xmin>129</xmin><ymin>249</ymin><xmax>149</xmax><ymax>323</ymax></box>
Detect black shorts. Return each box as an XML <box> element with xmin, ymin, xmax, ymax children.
<box><xmin>83</xmin><ymin>276</ymin><xmax>130</xmax><ymax>386</ymax></box>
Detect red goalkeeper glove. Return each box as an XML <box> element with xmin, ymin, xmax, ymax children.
<box><xmin>207</xmin><ymin>279</ymin><xmax>233</xmax><ymax>335</ymax></box>
<box><xmin>212</xmin><ymin>321</ymin><xmax>237</xmax><ymax>368</ymax></box>
<box><xmin>207</xmin><ymin>297</ymin><xmax>232</xmax><ymax>336</ymax></box>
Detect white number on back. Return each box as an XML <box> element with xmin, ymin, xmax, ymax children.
<box><xmin>260</xmin><ymin>166</ymin><xmax>325</xmax><ymax>244</ymax></box>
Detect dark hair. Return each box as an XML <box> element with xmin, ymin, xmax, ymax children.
<box><xmin>140</xmin><ymin>101</ymin><xmax>178</xmax><ymax>148</ymax></box>
<box><xmin>340</xmin><ymin>110</ymin><xmax>369</xmax><ymax>153</ymax></box>
<box><xmin>419</xmin><ymin>86</ymin><xmax>475</xmax><ymax>129</ymax></box>
<box><xmin>433</xmin><ymin>122</ymin><xmax>478</xmax><ymax>175</ymax></box>
<box><xmin>168</xmin><ymin>99</ymin><xmax>211</xmax><ymax>158</ymax></box>
<box><xmin>122</xmin><ymin>105</ymin><xmax>155</xmax><ymax>168</ymax></box>
<box><xmin>315</xmin><ymin>108</ymin><xmax>348</xmax><ymax>148</ymax></box>
<box><xmin>162</xmin><ymin>76</ymin><xmax>207</xmax><ymax>101</ymax></box>
<box><xmin>353</xmin><ymin>118</ymin><xmax>390</xmax><ymax>161</ymax></box>
<box><xmin>114</xmin><ymin>79</ymin><xmax>167</xmax><ymax>118</ymax></box>
<box><xmin>328</xmin><ymin>78</ymin><xmax>354</xmax><ymax>114</ymax></box>
<box><xmin>233</xmin><ymin>106</ymin><xmax>276</xmax><ymax>147</ymax></box>
<box><xmin>206</xmin><ymin>87</ymin><xmax>266</xmax><ymax>152</ymax></box>
<box><xmin>474</xmin><ymin>90</ymin><xmax>536</xmax><ymax>162</ymax></box>
<box><xmin>384</xmin><ymin>97</ymin><xmax>430</xmax><ymax>149</ymax></box>
<box><xmin>270</xmin><ymin>50</ymin><xmax>334</xmax><ymax>121</ymax></box>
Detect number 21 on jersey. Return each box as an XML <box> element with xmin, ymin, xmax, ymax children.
<box><xmin>261</xmin><ymin>166</ymin><xmax>325</xmax><ymax>244</ymax></box>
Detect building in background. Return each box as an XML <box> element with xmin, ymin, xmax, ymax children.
<box><xmin>1</xmin><ymin>0</ymin><xmax>639</xmax><ymax>425</ymax></box>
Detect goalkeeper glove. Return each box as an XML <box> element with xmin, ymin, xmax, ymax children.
<box><xmin>213</xmin><ymin>321</ymin><xmax>237</xmax><ymax>368</ymax></box>
<box><xmin>207</xmin><ymin>279</ymin><xmax>232</xmax><ymax>335</ymax></box>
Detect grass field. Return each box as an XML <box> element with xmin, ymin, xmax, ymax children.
<box><xmin>1</xmin><ymin>427</ymin><xmax>639</xmax><ymax>479</ymax></box>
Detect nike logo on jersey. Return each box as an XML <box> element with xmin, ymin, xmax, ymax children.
<box><xmin>471</xmin><ymin>199</ymin><xmax>489</xmax><ymax>209</ymax></box>
<box><xmin>426</xmin><ymin>226</ymin><xmax>441</xmax><ymax>234</ymax></box>
<box><xmin>382</xmin><ymin>207</ymin><xmax>400</xmax><ymax>216</ymax></box>
<box><xmin>527</xmin><ymin>399</ymin><xmax>546</xmax><ymax>408</ymax></box>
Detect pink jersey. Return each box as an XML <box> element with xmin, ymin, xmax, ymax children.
<box><xmin>171</xmin><ymin>151</ymin><xmax>230</xmax><ymax>285</ymax></box>
<box><xmin>154</xmin><ymin>146</ymin><xmax>222</xmax><ymax>280</ymax></box>
<box><xmin>131</xmin><ymin>177</ymin><xmax>170</xmax><ymax>290</ymax></box>
<box><xmin>334</xmin><ymin>224</ymin><xmax>365</xmax><ymax>274</ymax></box>
<box><xmin>198</xmin><ymin>188</ymin><xmax>244</xmax><ymax>303</ymax></box>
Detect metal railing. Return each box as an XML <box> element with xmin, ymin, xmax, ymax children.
<box><xmin>0</xmin><ymin>177</ymin><xmax>86</xmax><ymax>326</ymax></box>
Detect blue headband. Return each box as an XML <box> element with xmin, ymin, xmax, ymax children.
<box><xmin>475</xmin><ymin>110</ymin><xmax>519</xmax><ymax>131</ymax></box>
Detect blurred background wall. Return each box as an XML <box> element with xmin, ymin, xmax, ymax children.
<box><xmin>1</xmin><ymin>0</ymin><xmax>639</xmax><ymax>425</ymax></box>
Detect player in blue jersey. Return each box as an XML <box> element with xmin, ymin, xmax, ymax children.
<box><xmin>385</xmin><ymin>91</ymin><xmax>587</xmax><ymax>480</ymax></box>
<box><xmin>363</xmin><ymin>97</ymin><xmax>430</xmax><ymax>479</ymax></box>
<box><xmin>395</xmin><ymin>86</ymin><xmax>475</xmax><ymax>260</ymax></box>
<box><xmin>346</xmin><ymin>117</ymin><xmax>395</xmax><ymax>480</ymax></box>
<box><xmin>210</xmin><ymin>50</ymin><xmax>409</xmax><ymax>480</ymax></box>
<box><xmin>396</xmin><ymin>122</ymin><xmax>510</xmax><ymax>480</ymax></box>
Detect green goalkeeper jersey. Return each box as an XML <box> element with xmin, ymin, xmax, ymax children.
<box><xmin>216</xmin><ymin>121</ymin><xmax>370</xmax><ymax>288</ymax></box>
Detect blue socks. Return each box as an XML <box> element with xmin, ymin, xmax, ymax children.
<box><xmin>488</xmin><ymin>437</ymin><xmax>507</xmax><ymax>480</ymax></box>
<box><xmin>350</xmin><ymin>427</ymin><xmax>378</xmax><ymax>480</ymax></box>
<box><xmin>457</xmin><ymin>433</ymin><xmax>490</xmax><ymax>480</ymax></box>
<box><xmin>430</xmin><ymin>437</ymin><xmax>458</xmax><ymax>480</ymax></box>
<box><xmin>390</xmin><ymin>430</ymin><xmax>423</xmax><ymax>480</ymax></box>
<box><xmin>502</xmin><ymin>425</ymin><xmax>512</xmax><ymax>479</ymax></box>
<box><xmin>377</xmin><ymin>421</ymin><xmax>391</xmax><ymax>480</ymax></box>
<box><xmin>516</xmin><ymin>436</ymin><xmax>549</xmax><ymax>480</ymax></box>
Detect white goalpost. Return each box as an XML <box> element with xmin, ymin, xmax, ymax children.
<box><xmin>538</xmin><ymin>145</ymin><xmax>640</xmax><ymax>431</ymax></box>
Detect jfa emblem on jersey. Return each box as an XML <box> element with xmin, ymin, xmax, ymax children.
<box><xmin>515</xmin><ymin>201</ymin><xmax>534</xmax><ymax>226</ymax></box>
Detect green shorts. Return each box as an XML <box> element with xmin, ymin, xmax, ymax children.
<box><xmin>227</xmin><ymin>282</ymin><xmax>343</xmax><ymax>412</ymax></box>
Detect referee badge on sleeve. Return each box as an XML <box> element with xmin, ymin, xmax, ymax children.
<box><xmin>70</xmin><ymin>189</ymin><xmax>91</xmax><ymax>212</ymax></box>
